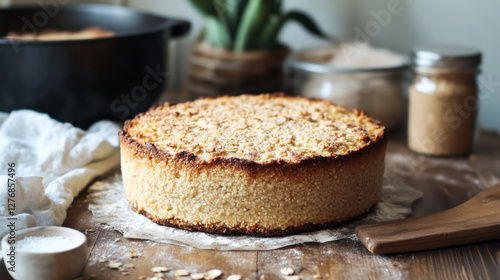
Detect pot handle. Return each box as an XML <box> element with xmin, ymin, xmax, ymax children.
<box><xmin>167</xmin><ymin>19</ymin><xmax>191</xmax><ymax>38</ymax></box>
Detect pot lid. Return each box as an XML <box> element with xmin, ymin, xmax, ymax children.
<box><xmin>412</xmin><ymin>45</ymin><xmax>481</xmax><ymax>68</ymax></box>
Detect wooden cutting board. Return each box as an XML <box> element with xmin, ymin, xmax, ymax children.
<box><xmin>356</xmin><ymin>183</ymin><xmax>500</xmax><ymax>254</ymax></box>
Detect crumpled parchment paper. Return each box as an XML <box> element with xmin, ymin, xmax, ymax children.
<box><xmin>87</xmin><ymin>174</ymin><xmax>422</xmax><ymax>250</ymax></box>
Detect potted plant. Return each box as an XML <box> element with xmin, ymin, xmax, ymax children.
<box><xmin>187</xmin><ymin>0</ymin><xmax>327</xmax><ymax>97</ymax></box>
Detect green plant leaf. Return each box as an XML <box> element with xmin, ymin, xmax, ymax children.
<box><xmin>213</xmin><ymin>0</ymin><xmax>249</xmax><ymax>48</ymax></box>
<box><xmin>233</xmin><ymin>0</ymin><xmax>273</xmax><ymax>51</ymax></box>
<box><xmin>215</xmin><ymin>0</ymin><xmax>239</xmax><ymax>34</ymax></box>
<box><xmin>257</xmin><ymin>13</ymin><xmax>285</xmax><ymax>49</ymax></box>
<box><xmin>191</xmin><ymin>0</ymin><xmax>328</xmax><ymax>51</ymax></box>
<box><xmin>203</xmin><ymin>16</ymin><xmax>231</xmax><ymax>48</ymax></box>
<box><xmin>257</xmin><ymin>10</ymin><xmax>329</xmax><ymax>49</ymax></box>
<box><xmin>213</xmin><ymin>0</ymin><xmax>249</xmax><ymax>29</ymax></box>
<box><xmin>284</xmin><ymin>10</ymin><xmax>328</xmax><ymax>39</ymax></box>
<box><xmin>269</xmin><ymin>0</ymin><xmax>282</xmax><ymax>14</ymax></box>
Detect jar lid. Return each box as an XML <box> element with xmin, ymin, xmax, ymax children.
<box><xmin>411</xmin><ymin>45</ymin><xmax>481</xmax><ymax>68</ymax></box>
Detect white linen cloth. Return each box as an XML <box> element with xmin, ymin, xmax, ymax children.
<box><xmin>0</xmin><ymin>110</ymin><xmax>121</xmax><ymax>239</ymax></box>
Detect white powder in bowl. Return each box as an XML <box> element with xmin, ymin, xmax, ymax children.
<box><xmin>329</xmin><ymin>42</ymin><xmax>405</xmax><ymax>68</ymax></box>
<box><xmin>16</xmin><ymin>236</ymin><xmax>76</xmax><ymax>253</ymax></box>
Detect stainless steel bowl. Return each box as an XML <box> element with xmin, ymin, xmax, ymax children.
<box><xmin>285</xmin><ymin>47</ymin><xmax>409</xmax><ymax>130</ymax></box>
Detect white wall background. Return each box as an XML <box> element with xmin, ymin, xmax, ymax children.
<box><xmin>6</xmin><ymin>0</ymin><xmax>500</xmax><ymax>132</ymax></box>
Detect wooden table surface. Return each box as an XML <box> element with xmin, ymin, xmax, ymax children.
<box><xmin>2</xmin><ymin>127</ymin><xmax>500</xmax><ymax>280</ymax></box>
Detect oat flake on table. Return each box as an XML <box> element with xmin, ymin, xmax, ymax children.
<box><xmin>87</xmin><ymin>173</ymin><xmax>422</xmax><ymax>251</ymax></box>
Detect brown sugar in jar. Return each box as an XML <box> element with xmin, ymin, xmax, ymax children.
<box><xmin>408</xmin><ymin>46</ymin><xmax>481</xmax><ymax>156</ymax></box>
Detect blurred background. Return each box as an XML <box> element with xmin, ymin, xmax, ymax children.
<box><xmin>3</xmin><ymin>0</ymin><xmax>499</xmax><ymax>132</ymax></box>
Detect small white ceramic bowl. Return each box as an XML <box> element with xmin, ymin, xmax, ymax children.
<box><xmin>2</xmin><ymin>226</ymin><xmax>87</xmax><ymax>280</ymax></box>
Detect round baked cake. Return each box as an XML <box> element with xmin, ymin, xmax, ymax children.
<box><xmin>119</xmin><ymin>93</ymin><xmax>386</xmax><ymax>236</ymax></box>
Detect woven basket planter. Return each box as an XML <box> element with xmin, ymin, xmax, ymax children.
<box><xmin>188</xmin><ymin>42</ymin><xmax>289</xmax><ymax>97</ymax></box>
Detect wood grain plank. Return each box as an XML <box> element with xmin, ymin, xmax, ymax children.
<box><xmin>257</xmin><ymin>235</ymin><xmax>498</xmax><ymax>280</ymax></box>
<box><xmin>407</xmin><ymin>242</ymin><xmax>500</xmax><ymax>280</ymax></box>
<box><xmin>257</xmin><ymin>240</ymin><xmax>413</xmax><ymax>280</ymax></box>
<box><xmin>470</xmin><ymin>130</ymin><xmax>500</xmax><ymax>189</ymax></box>
<box><xmin>81</xmin><ymin>230</ymin><xmax>258</xmax><ymax>280</ymax></box>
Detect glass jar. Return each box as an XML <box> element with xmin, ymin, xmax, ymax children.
<box><xmin>408</xmin><ymin>46</ymin><xmax>481</xmax><ymax>156</ymax></box>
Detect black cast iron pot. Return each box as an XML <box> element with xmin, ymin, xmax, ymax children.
<box><xmin>0</xmin><ymin>4</ymin><xmax>190</xmax><ymax>128</ymax></box>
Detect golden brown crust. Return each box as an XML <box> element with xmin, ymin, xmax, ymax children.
<box><xmin>120</xmin><ymin>93</ymin><xmax>386</xmax><ymax>176</ymax></box>
<box><xmin>119</xmin><ymin>128</ymin><xmax>386</xmax><ymax>177</ymax></box>
<box><xmin>120</xmin><ymin>93</ymin><xmax>386</xmax><ymax>235</ymax></box>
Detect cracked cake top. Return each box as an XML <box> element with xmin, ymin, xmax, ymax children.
<box><xmin>123</xmin><ymin>93</ymin><xmax>385</xmax><ymax>164</ymax></box>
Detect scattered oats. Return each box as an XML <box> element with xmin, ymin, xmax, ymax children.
<box><xmin>280</xmin><ymin>268</ymin><xmax>294</xmax><ymax>275</ymax></box>
<box><xmin>127</xmin><ymin>264</ymin><xmax>136</xmax><ymax>269</ymax></box>
<box><xmin>227</xmin><ymin>275</ymin><xmax>241</xmax><ymax>280</ymax></box>
<box><xmin>138</xmin><ymin>276</ymin><xmax>146</xmax><ymax>280</ymax></box>
<box><xmin>191</xmin><ymin>273</ymin><xmax>205</xmax><ymax>279</ymax></box>
<box><xmin>115</xmin><ymin>238</ymin><xmax>121</xmax><ymax>242</ymax></box>
<box><xmin>119</xmin><ymin>266</ymin><xmax>128</xmax><ymax>272</ymax></box>
<box><xmin>285</xmin><ymin>276</ymin><xmax>302</xmax><ymax>280</ymax></box>
<box><xmin>151</xmin><ymin>266</ymin><xmax>169</xmax><ymax>273</ymax></box>
<box><xmin>107</xmin><ymin>262</ymin><xmax>123</xmax><ymax>269</ymax></box>
<box><xmin>99</xmin><ymin>258</ymin><xmax>108</xmax><ymax>263</ymax></box>
<box><xmin>129</xmin><ymin>251</ymin><xmax>139</xmax><ymax>258</ymax></box>
<box><xmin>175</xmin><ymin>269</ymin><xmax>190</xmax><ymax>276</ymax></box>
<box><xmin>205</xmin><ymin>269</ymin><xmax>222</xmax><ymax>279</ymax></box>
<box><xmin>85</xmin><ymin>228</ymin><xmax>96</xmax><ymax>233</ymax></box>
<box><xmin>154</xmin><ymin>273</ymin><xmax>165</xmax><ymax>278</ymax></box>
<box><xmin>313</xmin><ymin>275</ymin><xmax>321</xmax><ymax>279</ymax></box>
<box><xmin>175</xmin><ymin>277</ymin><xmax>191</xmax><ymax>280</ymax></box>
<box><xmin>122</xmin><ymin>271</ymin><xmax>130</xmax><ymax>276</ymax></box>
<box><xmin>146</xmin><ymin>278</ymin><xmax>162</xmax><ymax>280</ymax></box>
